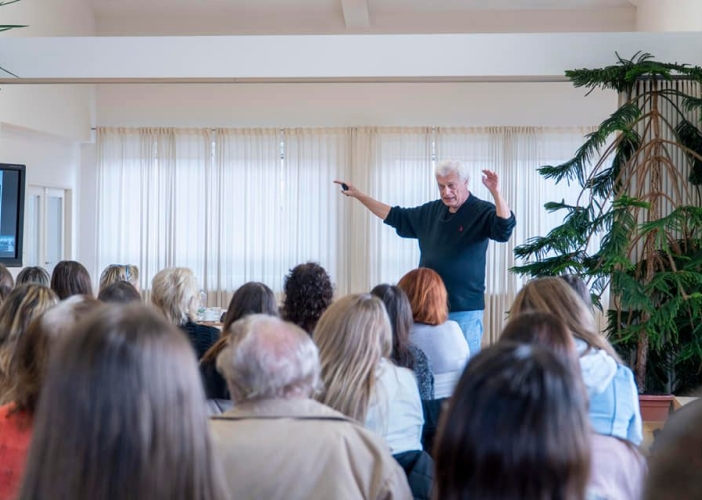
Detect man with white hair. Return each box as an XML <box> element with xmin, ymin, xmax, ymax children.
<box><xmin>336</xmin><ymin>161</ymin><xmax>515</xmax><ymax>354</ymax></box>
<box><xmin>210</xmin><ymin>314</ymin><xmax>412</xmax><ymax>500</ymax></box>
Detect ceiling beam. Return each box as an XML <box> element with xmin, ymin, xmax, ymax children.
<box><xmin>0</xmin><ymin>32</ymin><xmax>700</xmax><ymax>83</ymax></box>
<box><xmin>341</xmin><ymin>0</ymin><xmax>370</xmax><ymax>28</ymax></box>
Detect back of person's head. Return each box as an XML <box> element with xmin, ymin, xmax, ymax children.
<box><xmin>16</xmin><ymin>266</ymin><xmax>51</xmax><ymax>287</ymax></box>
<box><xmin>98</xmin><ymin>281</ymin><xmax>142</xmax><ymax>304</ymax></box>
<box><xmin>501</xmin><ymin>311</ymin><xmax>579</xmax><ymax>368</ymax></box>
<box><xmin>397</xmin><ymin>267</ymin><xmax>448</xmax><ymax>326</ymax></box>
<box><xmin>0</xmin><ymin>285</ymin><xmax>11</xmax><ymax>305</ymax></box>
<box><xmin>313</xmin><ymin>293</ymin><xmax>391</xmax><ymax>422</ymax></box>
<box><xmin>370</xmin><ymin>283</ymin><xmax>415</xmax><ymax>369</ymax></box>
<box><xmin>645</xmin><ymin>399</ymin><xmax>702</xmax><ymax>500</ymax></box>
<box><xmin>281</xmin><ymin>262</ymin><xmax>334</xmax><ymax>334</ymax></box>
<box><xmin>511</xmin><ymin>276</ymin><xmax>620</xmax><ymax>360</ymax></box>
<box><xmin>201</xmin><ymin>281</ymin><xmax>279</xmax><ymax>365</ymax></box>
<box><xmin>18</xmin><ymin>303</ymin><xmax>225</xmax><ymax>500</ymax></box>
<box><xmin>99</xmin><ymin>264</ymin><xmax>140</xmax><ymax>293</ymax></box>
<box><xmin>560</xmin><ymin>274</ymin><xmax>592</xmax><ymax>307</ymax></box>
<box><xmin>10</xmin><ymin>295</ymin><xmax>101</xmax><ymax>413</ymax></box>
<box><xmin>50</xmin><ymin>260</ymin><xmax>93</xmax><ymax>299</ymax></box>
<box><xmin>0</xmin><ymin>284</ymin><xmax>59</xmax><ymax>401</ymax></box>
<box><xmin>222</xmin><ymin>281</ymin><xmax>278</xmax><ymax>331</ymax></box>
<box><xmin>217</xmin><ymin>315</ymin><xmax>321</xmax><ymax>404</ymax></box>
<box><xmin>0</xmin><ymin>263</ymin><xmax>14</xmax><ymax>289</ymax></box>
<box><xmin>151</xmin><ymin>267</ymin><xmax>198</xmax><ymax>325</ymax></box>
<box><xmin>434</xmin><ymin>342</ymin><xmax>591</xmax><ymax>500</ymax></box>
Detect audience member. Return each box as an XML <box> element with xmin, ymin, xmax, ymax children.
<box><xmin>200</xmin><ymin>281</ymin><xmax>278</xmax><ymax>405</ymax></box>
<box><xmin>98</xmin><ymin>264</ymin><xmax>140</xmax><ymax>293</ymax></box>
<box><xmin>510</xmin><ymin>276</ymin><xmax>643</xmax><ymax>445</ymax></box>
<box><xmin>50</xmin><ymin>260</ymin><xmax>93</xmax><ymax>299</ymax></box>
<box><xmin>151</xmin><ymin>267</ymin><xmax>219</xmax><ymax>359</ymax></box>
<box><xmin>281</xmin><ymin>262</ymin><xmax>333</xmax><ymax>334</ymax></box>
<box><xmin>501</xmin><ymin>311</ymin><xmax>647</xmax><ymax>500</ymax></box>
<box><xmin>97</xmin><ymin>281</ymin><xmax>141</xmax><ymax>304</ymax></box>
<box><xmin>15</xmin><ymin>266</ymin><xmax>50</xmax><ymax>287</ymax></box>
<box><xmin>560</xmin><ymin>274</ymin><xmax>593</xmax><ymax>308</ymax></box>
<box><xmin>0</xmin><ymin>263</ymin><xmax>14</xmax><ymax>290</ymax></box>
<box><xmin>0</xmin><ymin>295</ymin><xmax>100</xmax><ymax>499</ymax></box>
<box><xmin>646</xmin><ymin>399</ymin><xmax>702</xmax><ymax>500</ymax></box>
<box><xmin>371</xmin><ymin>284</ymin><xmax>434</xmax><ymax>400</ymax></box>
<box><xmin>18</xmin><ymin>303</ymin><xmax>226</xmax><ymax>500</ymax></box>
<box><xmin>398</xmin><ymin>268</ymin><xmax>470</xmax><ymax>399</ymax></box>
<box><xmin>314</xmin><ymin>294</ymin><xmax>424</xmax><ymax>455</ymax></box>
<box><xmin>210</xmin><ymin>314</ymin><xmax>412</xmax><ymax>500</ymax></box>
<box><xmin>0</xmin><ymin>285</ymin><xmax>58</xmax><ymax>404</ymax></box>
<box><xmin>433</xmin><ymin>342</ymin><xmax>591</xmax><ymax>500</ymax></box>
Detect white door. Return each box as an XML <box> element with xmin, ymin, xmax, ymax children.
<box><xmin>25</xmin><ymin>186</ymin><xmax>67</xmax><ymax>273</ymax></box>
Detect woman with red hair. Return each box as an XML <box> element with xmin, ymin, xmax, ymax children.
<box><xmin>398</xmin><ymin>268</ymin><xmax>470</xmax><ymax>399</ymax></box>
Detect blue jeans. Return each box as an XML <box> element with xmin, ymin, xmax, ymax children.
<box><xmin>449</xmin><ymin>310</ymin><xmax>484</xmax><ymax>356</ymax></box>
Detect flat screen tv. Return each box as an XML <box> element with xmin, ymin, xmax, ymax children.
<box><xmin>0</xmin><ymin>164</ymin><xmax>25</xmax><ymax>267</ymax></box>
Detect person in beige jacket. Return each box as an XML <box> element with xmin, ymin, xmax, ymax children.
<box><xmin>210</xmin><ymin>314</ymin><xmax>412</xmax><ymax>500</ymax></box>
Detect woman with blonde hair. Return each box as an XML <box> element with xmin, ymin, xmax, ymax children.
<box><xmin>313</xmin><ymin>294</ymin><xmax>423</xmax><ymax>455</ymax></box>
<box><xmin>151</xmin><ymin>267</ymin><xmax>219</xmax><ymax>358</ymax></box>
<box><xmin>18</xmin><ymin>303</ymin><xmax>226</xmax><ymax>500</ymax></box>
<box><xmin>510</xmin><ymin>276</ymin><xmax>643</xmax><ymax>445</ymax></box>
<box><xmin>398</xmin><ymin>268</ymin><xmax>470</xmax><ymax>399</ymax></box>
<box><xmin>0</xmin><ymin>284</ymin><xmax>59</xmax><ymax>404</ymax></box>
<box><xmin>99</xmin><ymin>264</ymin><xmax>140</xmax><ymax>293</ymax></box>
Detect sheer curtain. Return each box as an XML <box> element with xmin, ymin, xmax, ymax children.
<box><xmin>436</xmin><ymin>127</ymin><xmax>598</xmax><ymax>344</ymax></box>
<box><xmin>96</xmin><ymin>127</ymin><xmax>212</xmax><ymax>299</ymax></box>
<box><xmin>96</xmin><ymin>125</ymin><xmax>598</xmax><ymax>341</ymax></box>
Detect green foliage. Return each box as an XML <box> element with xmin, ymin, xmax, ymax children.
<box><xmin>512</xmin><ymin>53</ymin><xmax>702</xmax><ymax>393</ymax></box>
<box><xmin>0</xmin><ymin>0</ymin><xmax>26</xmax><ymax>77</ymax></box>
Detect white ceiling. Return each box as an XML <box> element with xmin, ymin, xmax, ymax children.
<box><xmin>92</xmin><ymin>0</ymin><xmax>637</xmax><ymax>35</ymax></box>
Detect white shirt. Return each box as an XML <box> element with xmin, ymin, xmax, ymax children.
<box><xmin>365</xmin><ymin>358</ymin><xmax>424</xmax><ymax>454</ymax></box>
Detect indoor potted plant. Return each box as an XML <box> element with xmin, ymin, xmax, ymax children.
<box><xmin>511</xmin><ymin>53</ymin><xmax>702</xmax><ymax>420</ymax></box>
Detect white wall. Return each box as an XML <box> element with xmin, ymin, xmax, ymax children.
<box><xmin>0</xmin><ymin>0</ymin><xmax>95</xmax><ymax>269</ymax></box>
<box><xmin>96</xmin><ymin>82</ymin><xmax>617</xmax><ymax>128</ymax></box>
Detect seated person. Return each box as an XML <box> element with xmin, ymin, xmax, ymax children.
<box><xmin>98</xmin><ymin>264</ymin><xmax>141</xmax><ymax>293</ymax></box>
<box><xmin>280</xmin><ymin>262</ymin><xmax>334</xmax><ymax>334</ymax></box>
<box><xmin>199</xmin><ymin>281</ymin><xmax>278</xmax><ymax>404</ymax></box>
<box><xmin>210</xmin><ymin>314</ymin><xmax>411</xmax><ymax>500</ymax></box>
<box><xmin>151</xmin><ymin>267</ymin><xmax>219</xmax><ymax>358</ymax></box>
<box><xmin>15</xmin><ymin>266</ymin><xmax>50</xmax><ymax>287</ymax></box>
<box><xmin>50</xmin><ymin>260</ymin><xmax>94</xmax><ymax>299</ymax></box>
<box><xmin>97</xmin><ymin>281</ymin><xmax>141</xmax><ymax>304</ymax></box>
<box><xmin>17</xmin><ymin>303</ymin><xmax>226</xmax><ymax>500</ymax></box>
<box><xmin>371</xmin><ymin>284</ymin><xmax>434</xmax><ymax>400</ymax></box>
<box><xmin>398</xmin><ymin>268</ymin><xmax>470</xmax><ymax>399</ymax></box>
<box><xmin>0</xmin><ymin>295</ymin><xmax>98</xmax><ymax>499</ymax></box>
<box><xmin>433</xmin><ymin>342</ymin><xmax>591</xmax><ymax>500</ymax></box>
<box><xmin>314</xmin><ymin>294</ymin><xmax>424</xmax><ymax>456</ymax></box>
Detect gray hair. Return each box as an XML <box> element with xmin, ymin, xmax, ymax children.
<box><xmin>217</xmin><ymin>315</ymin><xmax>322</xmax><ymax>403</ymax></box>
<box><xmin>435</xmin><ymin>159</ymin><xmax>470</xmax><ymax>183</ymax></box>
<box><xmin>151</xmin><ymin>267</ymin><xmax>199</xmax><ymax>325</ymax></box>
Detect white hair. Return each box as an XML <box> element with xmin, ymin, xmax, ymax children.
<box><xmin>150</xmin><ymin>267</ymin><xmax>199</xmax><ymax>325</ymax></box>
<box><xmin>217</xmin><ymin>315</ymin><xmax>323</xmax><ymax>403</ymax></box>
<box><xmin>435</xmin><ymin>159</ymin><xmax>470</xmax><ymax>183</ymax></box>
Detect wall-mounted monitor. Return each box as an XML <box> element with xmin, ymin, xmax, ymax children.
<box><xmin>0</xmin><ymin>164</ymin><xmax>25</xmax><ymax>267</ymax></box>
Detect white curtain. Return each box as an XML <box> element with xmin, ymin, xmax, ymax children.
<box><xmin>96</xmin><ymin>125</ymin><xmax>599</xmax><ymax>341</ymax></box>
<box><xmin>96</xmin><ymin>127</ymin><xmax>212</xmax><ymax>300</ymax></box>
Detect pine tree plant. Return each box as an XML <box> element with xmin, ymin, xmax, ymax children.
<box><xmin>512</xmin><ymin>53</ymin><xmax>702</xmax><ymax>394</ymax></box>
<box><xmin>1</xmin><ymin>0</ymin><xmax>27</xmax><ymax>77</ymax></box>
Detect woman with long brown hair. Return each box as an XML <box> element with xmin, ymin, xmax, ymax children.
<box><xmin>18</xmin><ymin>303</ymin><xmax>226</xmax><ymax>500</ymax></box>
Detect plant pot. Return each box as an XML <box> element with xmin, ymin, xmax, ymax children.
<box><xmin>639</xmin><ymin>395</ymin><xmax>675</xmax><ymax>422</ymax></box>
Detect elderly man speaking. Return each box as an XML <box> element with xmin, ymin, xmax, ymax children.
<box><xmin>210</xmin><ymin>314</ymin><xmax>411</xmax><ymax>500</ymax></box>
<box><xmin>336</xmin><ymin>160</ymin><xmax>515</xmax><ymax>355</ymax></box>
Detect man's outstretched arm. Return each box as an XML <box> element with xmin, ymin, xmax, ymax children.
<box><xmin>334</xmin><ymin>180</ymin><xmax>391</xmax><ymax>220</ymax></box>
